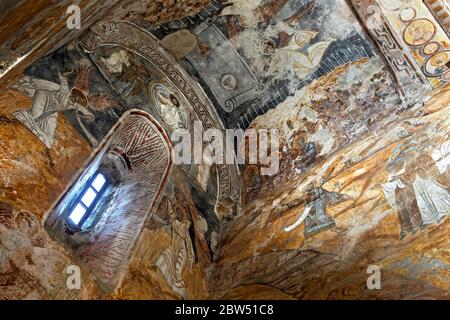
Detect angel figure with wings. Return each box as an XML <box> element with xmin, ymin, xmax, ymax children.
<box><xmin>13</xmin><ymin>60</ymin><xmax>121</xmax><ymax>149</ymax></box>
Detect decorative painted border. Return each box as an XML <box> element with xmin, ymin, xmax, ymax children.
<box><xmin>79</xmin><ymin>20</ymin><xmax>239</xmax><ymax>204</ymax></box>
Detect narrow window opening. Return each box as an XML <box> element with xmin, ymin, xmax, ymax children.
<box><xmin>67</xmin><ymin>172</ymin><xmax>109</xmax><ymax>229</ymax></box>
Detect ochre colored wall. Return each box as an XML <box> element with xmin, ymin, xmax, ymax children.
<box><xmin>0</xmin><ymin>85</ymin><xmax>104</xmax><ymax>299</ymax></box>
<box><xmin>209</xmin><ymin>84</ymin><xmax>450</xmax><ymax>300</ymax></box>
<box><xmin>0</xmin><ymin>88</ymin><xmax>92</xmax><ymax>219</ymax></box>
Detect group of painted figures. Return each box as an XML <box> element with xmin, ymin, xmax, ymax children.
<box><xmin>383</xmin><ymin>140</ymin><xmax>450</xmax><ymax>238</ymax></box>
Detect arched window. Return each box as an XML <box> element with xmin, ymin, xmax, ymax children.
<box><xmin>67</xmin><ymin>171</ymin><xmax>109</xmax><ymax>229</ymax></box>
<box><xmin>45</xmin><ymin>110</ymin><xmax>172</xmax><ymax>292</ymax></box>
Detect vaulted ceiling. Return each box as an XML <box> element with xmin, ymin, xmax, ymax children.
<box><xmin>0</xmin><ymin>0</ymin><xmax>450</xmax><ymax>300</ymax></box>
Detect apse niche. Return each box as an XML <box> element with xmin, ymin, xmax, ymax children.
<box><xmin>45</xmin><ymin>110</ymin><xmax>173</xmax><ymax>292</ymax></box>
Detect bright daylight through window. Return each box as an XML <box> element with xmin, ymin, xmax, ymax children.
<box><xmin>68</xmin><ymin>172</ymin><xmax>107</xmax><ymax>227</ymax></box>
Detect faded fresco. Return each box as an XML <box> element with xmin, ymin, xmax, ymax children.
<box><xmin>178</xmin><ymin>0</ymin><xmax>382</xmax><ymax>128</ymax></box>
<box><xmin>0</xmin><ymin>0</ymin><xmax>449</xmax><ymax>300</ymax></box>
<box><xmin>12</xmin><ymin>47</ymin><xmax>124</xmax><ymax>149</ymax></box>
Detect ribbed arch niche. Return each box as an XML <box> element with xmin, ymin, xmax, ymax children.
<box><xmin>45</xmin><ymin>110</ymin><xmax>172</xmax><ymax>292</ymax></box>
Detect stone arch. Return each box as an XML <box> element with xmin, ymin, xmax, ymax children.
<box><xmin>45</xmin><ymin>109</ymin><xmax>172</xmax><ymax>292</ymax></box>
<box><xmin>79</xmin><ymin>20</ymin><xmax>240</xmax><ymax>214</ymax></box>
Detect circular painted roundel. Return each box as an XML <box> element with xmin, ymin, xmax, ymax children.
<box><xmin>399</xmin><ymin>7</ymin><xmax>416</xmax><ymax>22</ymax></box>
<box><xmin>221</xmin><ymin>74</ymin><xmax>237</xmax><ymax>91</ymax></box>
<box><xmin>424</xmin><ymin>51</ymin><xmax>450</xmax><ymax>77</ymax></box>
<box><xmin>423</xmin><ymin>42</ymin><xmax>440</xmax><ymax>55</ymax></box>
<box><xmin>443</xmin><ymin>69</ymin><xmax>450</xmax><ymax>82</ymax></box>
<box><xmin>403</xmin><ymin>19</ymin><xmax>436</xmax><ymax>47</ymax></box>
<box><xmin>151</xmin><ymin>84</ymin><xmax>188</xmax><ymax>130</ymax></box>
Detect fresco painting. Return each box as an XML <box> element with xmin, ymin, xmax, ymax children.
<box><xmin>0</xmin><ymin>0</ymin><xmax>449</xmax><ymax>301</ymax></box>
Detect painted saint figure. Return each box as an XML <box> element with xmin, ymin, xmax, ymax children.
<box><xmin>432</xmin><ymin>139</ymin><xmax>450</xmax><ymax>179</ymax></box>
<box><xmin>0</xmin><ymin>202</ymin><xmax>72</xmax><ymax>299</ymax></box>
<box><xmin>413</xmin><ymin>154</ymin><xmax>450</xmax><ymax>225</ymax></box>
<box><xmin>383</xmin><ymin>152</ymin><xmax>450</xmax><ymax>238</ymax></box>
<box><xmin>383</xmin><ymin>159</ymin><xmax>422</xmax><ymax>238</ymax></box>
<box><xmin>13</xmin><ymin>60</ymin><xmax>121</xmax><ymax>149</ymax></box>
<box><xmin>153</xmin><ymin>84</ymin><xmax>187</xmax><ymax>130</ymax></box>
<box><xmin>13</xmin><ymin>73</ymin><xmax>95</xmax><ymax>149</ymax></box>
<box><xmin>284</xmin><ymin>183</ymin><xmax>349</xmax><ymax>236</ymax></box>
<box><xmin>155</xmin><ymin>220</ymin><xmax>195</xmax><ymax>298</ymax></box>
<box><xmin>403</xmin><ymin>19</ymin><xmax>436</xmax><ymax>46</ymax></box>
<box><xmin>100</xmin><ymin>49</ymin><xmax>131</xmax><ymax>74</ymax></box>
